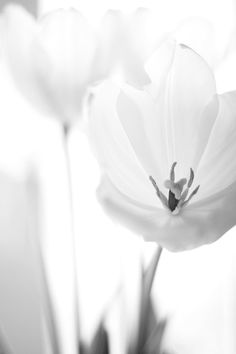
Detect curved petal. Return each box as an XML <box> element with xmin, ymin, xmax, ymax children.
<box><xmin>101</xmin><ymin>8</ymin><xmax>161</xmax><ymax>86</ymax></box>
<box><xmin>2</xmin><ymin>5</ymin><xmax>36</xmax><ymax>79</ymax></box>
<box><xmin>1</xmin><ymin>5</ymin><xmax>54</xmax><ymax>116</ymax></box>
<box><xmin>98</xmin><ymin>176</ymin><xmax>236</xmax><ymax>252</ymax></box>
<box><xmin>100</xmin><ymin>10</ymin><xmax>125</xmax><ymax>77</ymax></box>
<box><xmin>173</xmin><ymin>17</ymin><xmax>216</xmax><ymax>68</ymax></box>
<box><xmin>145</xmin><ymin>41</ymin><xmax>217</xmax><ymax>178</ymax></box>
<box><xmin>122</xmin><ymin>8</ymin><xmax>162</xmax><ymax>86</ymax></box>
<box><xmin>38</xmin><ymin>9</ymin><xmax>97</xmax><ymax>85</ymax></box>
<box><xmin>35</xmin><ymin>9</ymin><xmax>98</xmax><ymax>122</ymax></box>
<box><xmin>196</xmin><ymin>91</ymin><xmax>236</xmax><ymax>198</ymax></box>
<box><xmin>145</xmin><ymin>39</ymin><xmax>176</xmax><ymax>99</ymax></box>
<box><xmin>2</xmin><ymin>6</ymin><xmax>100</xmax><ymax>124</ymax></box>
<box><xmin>89</xmin><ymin>81</ymin><xmax>160</xmax><ymax>208</ymax></box>
<box><xmin>117</xmin><ymin>84</ymin><xmax>169</xmax><ymax>182</ymax></box>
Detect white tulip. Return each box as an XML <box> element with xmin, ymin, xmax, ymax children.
<box><xmin>89</xmin><ymin>40</ymin><xmax>236</xmax><ymax>252</ymax></box>
<box><xmin>1</xmin><ymin>5</ymin><xmax>105</xmax><ymax>126</ymax></box>
<box><xmin>100</xmin><ymin>9</ymin><xmax>222</xmax><ymax>86</ymax></box>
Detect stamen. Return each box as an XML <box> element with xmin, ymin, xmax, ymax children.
<box><xmin>149</xmin><ymin>176</ymin><xmax>168</xmax><ymax>208</ymax></box>
<box><xmin>149</xmin><ymin>163</ymin><xmax>200</xmax><ymax>214</ymax></box>
<box><xmin>177</xmin><ymin>169</ymin><xmax>195</xmax><ymax>207</ymax></box>
<box><xmin>188</xmin><ymin>168</ymin><xmax>194</xmax><ymax>188</ymax></box>
<box><xmin>178</xmin><ymin>188</ymin><xmax>189</xmax><ymax>208</ymax></box>
<box><xmin>149</xmin><ymin>176</ymin><xmax>161</xmax><ymax>197</ymax></box>
<box><xmin>182</xmin><ymin>185</ymin><xmax>200</xmax><ymax>207</ymax></box>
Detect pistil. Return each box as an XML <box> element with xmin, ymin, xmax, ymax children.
<box><xmin>168</xmin><ymin>190</ymin><xmax>179</xmax><ymax>212</ymax></box>
<box><xmin>149</xmin><ymin>162</ymin><xmax>200</xmax><ymax>214</ymax></box>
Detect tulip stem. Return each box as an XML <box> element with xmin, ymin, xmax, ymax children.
<box><xmin>132</xmin><ymin>245</ymin><xmax>163</xmax><ymax>354</ymax></box>
<box><xmin>144</xmin><ymin>245</ymin><xmax>163</xmax><ymax>295</ymax></box>
<box><xmin>62</xmin><ymin>124</ymin><xmax>80</xmax><ymax>353</ymax></box>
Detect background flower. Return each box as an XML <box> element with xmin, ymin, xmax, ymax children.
<box><xmin>99</xmin><ymin>8</ymin><xmax>164</xmax><ymax>86</ymax></box>
<box><xmin>1</xmin><ymin>5</ymin><xmax>106</xmax><ymax>126</ymax></box>
<box><xmin>89</xmin><ymin>40</ymin><xmax>236</xmax><ymax>251</ymax></box>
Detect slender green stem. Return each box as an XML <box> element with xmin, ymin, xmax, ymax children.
<box><xmin>145</xmin><ymin>245</ymin><xmax>163</xmax><ymax>296</ymax></box>
<box><xmin>62</xmin><ymin>124</ymin><xmax>80</xmax><ymax>351</ymax></box>
<box><xmin>131</xmin><ymin>245</ymin><xmax>163</xmax><ymax>354</ymax></box>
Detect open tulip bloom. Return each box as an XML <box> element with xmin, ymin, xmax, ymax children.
<box><xmin>2</xmin><ymin>5</ymin><xmax>107</xmax><ymax>126</ymax></box>
<box><xmin>89</xmin><ymin>40</ymin><xmax>236</xmax><ymax>252</ymax></box>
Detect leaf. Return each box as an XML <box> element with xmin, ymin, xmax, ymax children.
<box><xmin>142</xmin><ymin>316</ymin><xmax>167</xmax><ymax>354</ymax></box>
<box><xmin>79</xmin><ymin>247</ymin><xmax>170</xmax><ymax>354</ymax></box>
<box><xmin>128</xmin><ymin>246</ymin><xmax>167</xmax><ymax>354</ymax></box>
<box><xmin>90</xmin><ymin>322</ymin><xmax>109</xmax><ymax>354</ymax></box>
<box><xmin>79</xmin><ymin>321</ymin><xmax>109</xmax><ymax>354</ymax></box>
<box><xmin>79</xmin><ymin>341</ymin><xmax>89</xmax><ymax>354</ymax></box>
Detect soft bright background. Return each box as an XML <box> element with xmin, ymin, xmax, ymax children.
<box><xmin>0</xmin><ymin>0</ymin><xmax>236</xmax><ymax>354</ymax></box>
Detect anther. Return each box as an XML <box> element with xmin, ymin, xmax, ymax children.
<box><xmin>182</xmin><ymin>185</ymin><xmax>200</xmax><ymax>207</ymax></box>
<box><xmin>149</xmin><ymin>163</ymin><xmax>200</xmax><ymax>214</ymax></box>
<box><xmin>149</xmin><ymin>176</ymin><xmax>168</xmax><ymax>208</ymax></box>
<box><xmin>188</xmin><ymin>168</ymin><xmax>194</xmax><ymax>188</ymax></box>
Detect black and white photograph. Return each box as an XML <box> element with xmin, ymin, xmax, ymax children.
<box><xmin>0</xmin><ymin>0</ymin><xmax>236</xmax><ymax>353</ymax></box>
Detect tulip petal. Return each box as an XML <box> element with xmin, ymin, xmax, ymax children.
<box><xmin>2</xmin><ymin>5</ymin><xmax>53</xmax><ymax>115</ymax></box>
<box><xmin>117</xmin><ymin>84</ymin><xmax>169</xmax><ymax>182</ymax></box>
<box><xmin>89</xmin><ymin>81</ymin><xmax>160</xmax><ymax>208</ymax></box>
<box><xmin>145</xmin><ymin>39</ymin><xmax>176</xmax><ymax>99</ymax></box>
<box><xmin>145</xmin><ymin>41</ymin><xmax>217</xmax><ymax>178</ymax></box>
<box><xmin>2</xmin><ymin>6</ymin><xmax>100</xmax><ymax>124</ymax></box>
<box><xmin>101</xmin><ymin>8</ymin><xmax>160</xmax><ymax>86</ymax></box>
<box><xmin>98</xmin><ymin>175</ymin><xmax>236</xmax><ymax>252</ymax></box>
<box><xmin>2</xmin><ymin>5</ymin><xmax>72</xmax><ymax>121</ymax></box>
<box><xmin>196</xmin><ymin>91</ymin><xmax>236</xmax><ymax>198</ymax></box>
<box><xmin>38</xmin><ymin>9</ymin><xmax>97</xmax><ymax>85</ymax></box>
<box><xmin>173</xmin><ymin>17</ymin><xmax>216</xmax><ymax>68</ymax></box>
<box><xmin>35</xmin><ymin>9</ymin><xmax>98</xmax><ymax>121</ymax></box>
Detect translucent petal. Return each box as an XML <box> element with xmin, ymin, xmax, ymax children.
<box><xmin>173</xmin><ymin>17</ymin><xmax>216</xmax><ymax>68</ymax></box>
<box><xmin>145</xmin><ymin>39</ymin><xmax>176</xmax><ymax>99</ymax></box>
<box><xmin>98</xmin><ymin>176</ymin><xmax>236</xmax><ymax>252</ymax></box>
<box><xmin>38</xmin><ymin>9</ymin><xmax>97</xmax><ymax>85</ymax></box>
<box><xmin>35</xmin><ymin>9</ymin><xmax>98</xmax><ymax>121</ymax></box>
<box><xmin>145</xmin><ymin>41</ymin><xmax>217</xmax><ymax>179</ymax></box>
<box><xmin>100</xmin><ymin>8</ymin><xmax>162</xmax><ymax>86</ymax></box>
<box><xmin>89</xmin><ymin>81</ymin><xmax>160</xmax><ymax>208</ymax></box>
<box><xmin>99</xmin><ymin>10</ymin><xmax>123</xmax><ymax>76</ymax></box>
<box><xmin>121</xmin><ymin>8</ymin><xmax>161</xmax><ymax>86</ymax></box>
<box><xmin>2</xmin><ymin>6</ymin><xmax>100</xmax><ymax>124</ymax></box>
<box><xmin>2</xmin><ymin>5</ymin><xmax>53</xmax><ymax>115</ymax></box>
<box><xmin>117</xmin><ymin>84</ymin><xmax>169</xmax><ymax>183</ymax></box>
<box><xmin>196</xmin><ymin>91</ymin><xmax>236</xmax><ymax>198</ymax></box>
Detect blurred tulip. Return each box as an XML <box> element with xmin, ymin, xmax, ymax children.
<box><xmin>89</xmin><ymin>40</ymin><xmax>236</xmax><ymax>251</ymax></box>
<box><xmin>100</xmin><ymin>8</ymin><xmax>164</xmax><ymax>86</ymax></box>
<box><xmin>100</xmin><ymin>9</ymin><xmax>226</xmax><ymax>86</ymax></box>
<box><xmin>1</xmin><ymin>5</ymin><xmax>106</xmax><ymax>126</ymax></box>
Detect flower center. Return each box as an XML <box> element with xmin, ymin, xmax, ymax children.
<box><xmin>149</xmin><ymin>162</ymin><xmax>200</xmax><ymax>214</ymax></box>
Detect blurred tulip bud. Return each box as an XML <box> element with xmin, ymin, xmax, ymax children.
<box><xmin>1</xmin><ymin>5</ymin><xmax>107</xmax><ymax>126</ymax></box>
